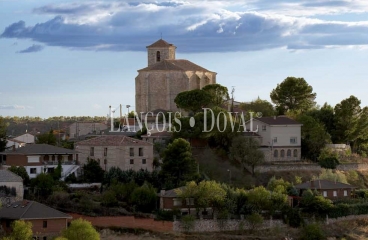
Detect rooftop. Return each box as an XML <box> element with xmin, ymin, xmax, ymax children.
<box><xmin>138</xmin><ymin>59</ymin><xmax>213</xmax><ymax>72</ymax></box>
<box><xmin>1</xmin><ymin>144</ymin><xmax>77</xmax><ymax>155</ymax></box>
<box><xmin>146</xmin><ymin>39</ymin><xmax>175</xmax><ymax>48</ymax></box>
<box><xmin>157</xmin><ymin>186</ymin><xmax>185</xmax><ymax>198</ymax></box>
<box><xmin>294</xmin><ymin>180</ymin><xmax>356</xmax><ymax>190</ymax></box>
<box><xmin>0</xmin><ymin>170</ymin><xmax>23</xmax><ymax>182</ymax></box>
<box><xmin>76</xmin><ymin>135</ymin><xmax>153</xmax><ymax>146</ymax></box>
<box><xmin>0</xmin><ymin>200</ymin><xmax>72</xmax><ymax>220</ymax></box>
<box><xmin>255</xmin><ymin>116</ymin><xmax>302</xmax><ymax>126</ymax></box>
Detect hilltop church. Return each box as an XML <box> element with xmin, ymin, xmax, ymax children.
<box><xmin>135</xmin><ymin>39</ymin><xmax>217</xmax><ymax>113</ymax></box>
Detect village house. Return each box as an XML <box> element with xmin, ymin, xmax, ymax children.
<box><xmin>0</xmin><ymin>200</ymin><xmax>72</xmax><ymax>239</ymax></box>
<box><xmin>158</xmin><ymin>187</ymin><xmax>195</xmax><ymax>214</ymax></box>
<box><xmin>11</xmin><ymin>133</ymin><xmax>36</xmax><ymax>144</ymax></box>
<box><xmin>5</xmin><ymin>139</ymin><xmax>26</xmax><ymax>150</ymax></box>
<box><xmin>245</xmin><ymin>116</ymin><xmax>302</xmax><ymax>162</ymax></box>
<box><xmin>75</xmin><ymin>135</ymin><xmax>154</xmax><ymax>172</ymax></box>
<box><xmin>295</xmin><ymin>180</ymin><xmax>356</xmax><ymax>200</ymax></box>
<box><xmin>0</xmin><ymin>170</ymin><xmax>24</xmax><ymax>202</ymax></box>
<box><xmin>0</xmin><ymin>144</ymin><xmax>79</xmax><ymax>180</ymax></box>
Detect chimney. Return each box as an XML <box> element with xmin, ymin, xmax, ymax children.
<box><xmin>160</xmin><ymin>189</ymin><xmax>166</xmax><ymax>196</ymax></box>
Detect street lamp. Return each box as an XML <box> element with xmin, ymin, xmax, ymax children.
<box><xmin>126</xmin><ymin>105</ymin><xmax>131</xmax><ymax>116</ymax></box>
<box><xmin>227</xmin><ymin>169</ymin><xmax>231</xmax><ymax>185</ymax></box>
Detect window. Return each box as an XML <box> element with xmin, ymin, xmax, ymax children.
<box><xmin>104</xmin><ymin>148</ymin><xmax>108</xmax><ymax>156</ymax></box>
<box><xmin>273</xmin><ymin>137</ymin><xmax>277</xmax><ymax>143</ymax></box>
<box><xmin>130</xmin><ymin>159</ymin><xmax>134</xmax><ymax>164</ymax></box>
<box><xmin>293</xmin><ymin>149</ymin><xmax>298</xmax><ymax>157</ymax></box>
<box><xmin>47</xmin><ymin>168</ymin><xmax>54</xmax><ymax>173</ymax></box>
<box><xmin>281</xmin><ymin>150</ymin><xmax>285</xmax><ymax>158</ymax></box>
<box><xmin>262</xmin><ymin>125</ymin><xmax>267</xmax><ymax>131</ymax></box>
<box><xmin>43</xmin><ymin>220</ymin><xmax>47</xmax><ymax>228</ymax></box>
<box><xmin>333</xmin><ymin>191</ymin><xmax>337</xmax><ymax>197</ymax></box>
<box><xmin>130</xmin><ymin>148</ymin><xmax>134</xmax><ymax>157</ymax></box>
<box><xmin>30</xmin><ymin>168</ymin><xmax>37</xmax><ymax>174</ymax></box>
<box><xmin>186</xmin><ymin>198</ymin><xmax>195</xmax><ymax>206</ymax></box>
<box><xmin>139</xmin><ymin>148</ymin><xmax>143</xmax><ymax>156</ymax></box>
<box><xmin>274</xmin><ymin>150</ymin><xmax>278</xmax><ymax>158</ymax></box>
<box><xmin>323</xmin><ymin>191</ymin><xmax>327</xmax><ymax>197</ymax></box>
<box><xmin>290</xmin><ymin>137</ymin><xmax>297</xmax><ymax>144</ymax></box>
<box><xmin>344</xmin><ymin>190</ymin><xmax>348</xmax><ymax>196</ymax></box>
<box><xmin>287</xmin><ymin>149</ymin><xmax>291</xmax><ymax>157</ymax></box>
<box><xmin>173</xmin><ymin>198</ymin><xmax>182</xmax><ymax>206</ymax></box>
<box><xmin>90</xmin><ymin>147</ymin><xmax>94</xmax><ymax>156</ymax></box>
<box><xmin>156</xmin><ymin>51</ymin><xmax>161</xmax><ymax>62</ymax></box>
<box><xmin>142</xmin><ymin>159</ymin><xmax>146</xmax><ymax>164</ymax></box>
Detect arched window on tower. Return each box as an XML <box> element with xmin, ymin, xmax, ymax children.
<box><xmin>156</xmin><ymin>51</ymin><xmax>161</xmax><ymax>62</ymax></box>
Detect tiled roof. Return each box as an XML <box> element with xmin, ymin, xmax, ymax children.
<box><xmin>76</xmin><ymin>135</ymin><xmax>153</xmax><ymax>146</ymax></box>
<box><xmin>138</xmin><ymin>60</ymin><xmax>212</xmax><ymax>72</ymax></box>
<box><xmin>158</xmin><ymin>186</ymin><xmax>185</xmax><ymax>198</ymax></box>
<box><xmin>142</xmin><ymin>131</ymin><xmax>172</xmax><ymax>138</ymax></box>
<box><xmin>2</xmin><ymin>144</ymin><xmax>77</xmax><ymax>155</ymax></box>
<box><xmin>0</xmin><ymin>170</ymin><xmax>23</xmax><ymax>182</ymax></box>
<box><xmin>255</xmin><ymin>116</ymin><xmax>301</xmax><ymax>125</ymax></box>
<box><xmin>146</xmin><ymin>39</ymin><xmax>174</xmax><ymax>48</ymax></box>
<box><xmin>294</xmin><ymin>180</ymin><xmax>356</xmax><ymax>190</ymax></box>
<box><xmin>0</xmin><ymin>200</ymin><xmax>72</xmax><ymax>220</ymax></box>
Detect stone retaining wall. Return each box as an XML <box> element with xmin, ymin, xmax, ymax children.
<box><xmin>173</xmin><ymin>218</ymin><xmax>285</xmax><ymax>232</ymax></box>
<box><xmin>326</xmin><ymin>214</ymin><xmax>368</xmax><ymax>224</ymax></box>
<box><xmin>249</xmin><ymin>163</ymin><xmax>368</xmax><ymax>173</ymax></box>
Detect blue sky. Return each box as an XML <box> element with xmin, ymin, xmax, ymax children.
<box><xmin>1</xmin><ymin>0</ymin><xmax>368</xmax><ymax>118</ymax></box>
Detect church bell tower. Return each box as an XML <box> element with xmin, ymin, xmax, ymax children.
<box><xmin>146</xmin><ymin>39</ymin><xmax>176</xmax><ymax>66</ymax></box>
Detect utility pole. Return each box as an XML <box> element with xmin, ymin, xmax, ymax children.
<box><xmin>231</xmin><ymin>86</ymin><xmax>235</xmax><ymax>112</ymax></box>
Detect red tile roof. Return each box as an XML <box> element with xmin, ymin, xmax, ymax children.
<box><xmin>146</xmin><ymin>39</ymin><xmax>174</xmax><ymax>48</ymax></box>
<box><xmin>76</xmin><ymin>136</ymin><xmax>153</xmax><ymax>146</ymax></box>
<box><xmin>138</xmin><ymin>59</ymin><xmax>213</xmax><ymax>72</ymax></box>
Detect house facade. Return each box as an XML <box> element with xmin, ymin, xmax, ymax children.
<box><xmin>245</xmin><ymin>116</ymin><xmax>302</xmax><ymax>162</ymax></box>
<box><xmin>6</xmin><ymin>139</ymin><xmax>26</xmax><ymax>150</ymax></box>
<box><xmin>0</xmin><ymin>170</ymin><xmax>24</xmax><ymax>202</ymax></box>
<box><xmin>75</xmin><ymin>135</ymin><xmax>154</xmax><ymax>172</ymax></box>
<box><xmin>12</xmin><ymin>133</ymin><xmax>36</xmax><ymax>144</ymax></box>
<box><xmin>0</xmin><ymin>200</ymin><xmax>72</xmax><ymax>239</ymax></box>
<box><xmin>295</xmin><ymin>180</ymin><xmax>356</xmax><ymax>200</ymax></box>
<box><xmin>0</xmin><ymin>144</ymin><xmax>79</xmax><ymax>179</ymax></box>
<box><xmin>158</xmin><ymin>188</ymin><xmax>195</xmax><ymax>214</ymax></box>
<box><xmin>141</xmin><ymin>131</ymin><xmax>171</xmax><ymax>144</ymax></box>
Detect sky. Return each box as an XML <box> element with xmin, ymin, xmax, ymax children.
<box><xmin>1</xmin><ymin>0</ymin><xmax>368</xmax><ymax>118</ymax></box>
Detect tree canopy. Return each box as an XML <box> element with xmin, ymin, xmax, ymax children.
<box><xmin>62</xmin><ymin>219</ymin><xmax>100</xmax><ymax>240</ymax></box>
<box><xmin>0</xmin><ymin>117</ymin><xmax>7</xmax><ymax>152</ymax></box>
<box><xmin>36</xmin><ymin>130</ymin><xmax>57</xmax><ymax>146</ymax></box>
<box><xmin>174</xmin><ymin>89</ymin><xmax>212</xmax><ymax>113</ymax></box>
<box><xmin>230</xmin><ymin>136</ymin><xmax>264</xmax><ymax>176</ymax></box>
<box><xmin>83</xmin><ymin>158</ymin><xmax>105</xmax><ymax>183</ymax></box>
<box><xmin>161</xmin><ymin>138</ymin><xmax>198</xmax><ymax>188</ymax></box>
<box><xmin>240</xmin><ymin>97</ymin><xmax>275</xmax><ymax>117</ymax></box>
<box><xmin>270</xmin><ymin>77</ymin><xmax>316</xmax><ymax>114</ymax></box>
<box><xmin>202</xmin><ymin>84</ymin><xmax>230</xmax><ymax>107</ymax></box>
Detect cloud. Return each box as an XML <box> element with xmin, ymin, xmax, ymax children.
<box><xmin>17</xmin><ymin>44</ymin><xmax>44</xmax><ymax>53</ymax></box>
<box><xmin>2</xmin><ymin>1</ymin><xmax>368</xmax><ymax>52</ymax></box>
<box><xmin>0</xmin><ymin>105</ymin><xmax>29</xmax><ymax>110</ymax></box>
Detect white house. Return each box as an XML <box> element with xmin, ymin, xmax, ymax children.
<box><xmin>245</xmin><ymin>116</ymin><xmax>302</xmax><ymax>162</ymax></box>
<box><xmin>6</xmin><ymin>139</ymin><xmax>26</xmax><ymax>150</ymax></box>
<box><xmin>0</xmin><ymin>169</ymin><xmax>24</xmax><ymax>201</ymax></box>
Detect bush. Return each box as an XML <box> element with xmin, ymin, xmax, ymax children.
<box><xmin>246</xmin><ymin>212</ymin><xmax>264</xmax><ymax>233</ymax></box>
<box><xmin>300</xmin><ymin>223</ymin><xmax>326</xmax><ymax>240</ymax></box>
<box><xmin>181</xmin><ymin>214</ymin><xmax>195</xmax><ymax>232</ymax></box>
<box><xmin>101</xmin><ymin>190</ymin><xmax>118</xmax><ymax>207</ymax></box>
<box><xmin>155</xmin><ymin>209</ymin><xmax>180</xmax><ymax>221</ymax></box>
<box><xmin>318</xmin><ymin>157</ymin><xmax>339</xmax><ymax>169</ymax></box>
<box><xmin>130</xmin><ymin>182</ymin><xmax>157</xmax><ymax>213</ymax></box>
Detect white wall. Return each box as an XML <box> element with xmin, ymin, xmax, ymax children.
<box><xmin>13</xmin><ymin>134</ymin><xmax>35</xmax><ymax>144</ymax></box>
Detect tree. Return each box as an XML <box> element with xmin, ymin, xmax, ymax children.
<box><xmin>246</xmin><ymin>212</ymin><xmax>264</xmax><ymax>233</ymax></box>
<box><xmin>174</xmin><ymin>89</ymin><xmax>212</xmax><ymax>113</ymax></box>
<box><xmin>130</xmin><ymin>182</ymin><xmax>157</xmax><ymax>212</ymax></box>
<box><xmin>270</xmin><ymin>77</ymin><xmax>316</xmax><ymax>114</ymax></box>
<box><xmin>247</xmin><ymin>186</ymin><xmax>271</xmax><ymax>213</ymax></box>
<box><xmin>201</xmin><ymin>84</ymin><xmax>230</xmax><ymax>107</ymax></box>
<box><xmin>31</xmin><ymin>173</ymin><xmax>55</xmax><ymax>197</ymax></box>
<box><xmin>8</xmin><ymin>166</ymin><xmax>30</xmax><ymax>185</ymax></box>
<box><xmin>161</xmin><ymin>138</ymin><xmax>197</xmax><ymax>188</ymax></box>
<box><xmin>0</xmin><ymin>117</ymin><xmax>7</xmax><ymax>152</ymax></box>
<box><xmin>9</xmin><ymin>220</ymin><xmax>33</xmax><ymax>240</ymax></box>
<box><xmin>230</xmin><ymin>136</ymin><xmax>264</xmax><ymax>176</ymax></box>
<box><xmin>36</xmin><ymin>130</ymin><xmax>57</xmax><ymax>145</ymax></box>
<box><xmin>240</xmin><ymin>97</ymin><xmax>275</xmax><ymax>117</ymax></box>
<box><xmin>297</xmin><ymin>115</ymin><xmax>331</xmax><ymax>161</ymax></box>
<box><xmin>334</xmin><ymin>95</ymin><xmax>368</xmax><ymax>152</ymax></box>
<box><xmin>83</xmin><ymin>158</ymin><xmax>104</xmax><ymax>183</ymax></box>
<box><xmin>318</xmin><ymin>157</ymin><xmax>339</xmax><ymax>169</ymax></box>
<box><xmin>62</xmin><ymin>219</ymin><xmax>100</xmax><ymax>240</ymax></box>
<box><xmin>307</xmin><ymin>103</ymin><xmax>335</xmax><ymax>139</ymax></box>
<box><xmin>52</xmin><ymin>161</ymin><xmax>62</xmax><ymax>181</ymax></box>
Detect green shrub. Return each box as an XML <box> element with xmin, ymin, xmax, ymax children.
<box><xmin>300</xmin><ymin>223</ymin><xmax>326</xmax><ymax>240</ymax></box>
<box><xmin>318</xmin><ymin>157</ymin><xmax>339</xmax><ymax>169</ymax></box>
<box><xmin>101</xmin><ymin>190</ymin><xmax>118</xmax><ymax>207</ymax></box>
<box><xmin>130</xmin><ymin>182</ymin><xmax>157</xmax><ymax>213</ymax></box>
<box><xmin>246</xmin><ymin>212</ymin><xmax>264</xmax><ymax>233</ymax></box>
<box><xmin>181</xmin><ymin>214</ymin><xmax>195</xmax><ymax>232</ymax></box>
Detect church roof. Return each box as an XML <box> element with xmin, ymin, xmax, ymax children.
<box><xmin>138</xmin><ymin>59</ymin><xmax>213</xmax><ymax>72</ymax></box>
<box><xmin>146</xmin><ymin>39</ymin><xmax>174</xmax><ymax>48</ymax></box>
